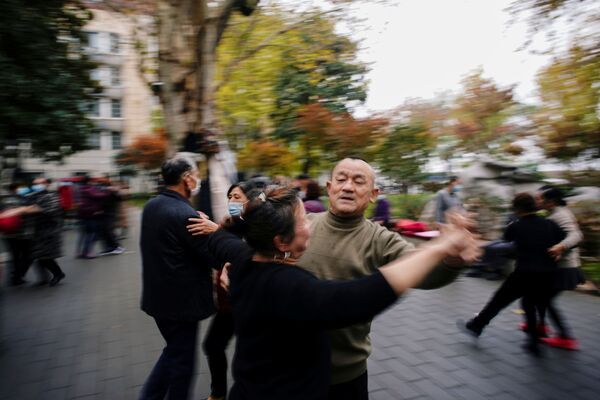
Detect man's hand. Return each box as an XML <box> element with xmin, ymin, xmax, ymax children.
<box><xmin>187</xmin><ymin>215</ymin><xmax>219</xmax><ymax>235</ymax></box>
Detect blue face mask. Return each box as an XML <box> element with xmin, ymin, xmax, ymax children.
<box><xmin>31</xmin><ymin>184</ymin><xmax>46</xmax><ymax>193</ymax></box>
<box><xmin>16</xmin><ymin>187</ymin><xmax>30</xmax><ymax>196</ymax></box>
<box><xmin>452</xmin><ymin>184</ymin><xmax>463</xmax><ymax>194</ymax></box>
<box><xmin>228</xmin><ymin>202</ymin><xmax>244</xmax><ymax>217</ymax></box>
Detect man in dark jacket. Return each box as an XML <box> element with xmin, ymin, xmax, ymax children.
<box><xmin>139</xmin><ymin>156</ymin><xmax>218</xmax><ymax>400</ymax></box>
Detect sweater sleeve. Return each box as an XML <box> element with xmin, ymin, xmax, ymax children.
<box><xmin>552</xmin><ymin>208</ymin><xmax>583</xmax><ymax>250</ymax></box>
<box><xmin>266</xmin><ymin>267</ymin><xmax>398</xmax><ymax>330</ymax></box>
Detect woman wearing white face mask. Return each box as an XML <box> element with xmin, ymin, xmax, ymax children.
<box><xmin>187</xmin><ymin>180</ymin><xmax>256</xmax><ymax>400</ymax></box>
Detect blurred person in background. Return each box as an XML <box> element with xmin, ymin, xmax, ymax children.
<box><xmin>139</xmin><ymin>156</ymin><xmax>219</xmax><ymax>400</ymax></box>
<box><xmin>75</xmin><ymin>176</ymin><xmax>108</xmax><ymax>259</ymax></box>
<box><xmin>297</xmin><ymin>158</ymin><xmax>472</xmax><ymax>400</ymax></box>
<box><xmin>187</xmin><ymin>180</ymin><xmax>256</xmax><ymax>400</ymax></box>
<box><xmin>116</xmin><ymin>181</ymin><xmax>130</xmax><ymax>239</ymax></box>
<box><xmin>459</xmin><ymin>192</ymin><xmax>565</xmax><ymax>355</ymax></box>
<box><xmin>293</xmin><ymin>173</ymin><xmax>311</xmax><ymax>200</ymax></box>
<box><xmin>202</xmin><ymin>186</ymin><xmax>479</xmax><ymax>400</ymax></box>
<box><xmin>96</xmin><ymin>179</ymin><xmax>124</xmax><ymax>256</ymax></box>
<box><xmin>434</xmin><ymin>176</ymin><xmax>463</xmax><ymax>224</ymax></box>
<box><xmin>372</xmin><ymin>193</ymin><xmax>391</xmax><ymax>228</ymax></box>
<box><xmin>0</xmin><ymin>183</ymin><xmax>35</xmax><ymax>286</ymax></box>
<box><xmin>28</xmin><ymin>177</ymin><xmax>66</xmax><ymax>286</ymax></box>
<box><xmin>521</xmin><ymin>186</ymin><xmax>585</xmax><ymax>350</ymax></box>
<box><xmin>303</xmin><ymin>179</ymin><xmax>326</xmax><ymax>214</ymax></box>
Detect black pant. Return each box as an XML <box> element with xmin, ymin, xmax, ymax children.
<box><xmin>140</xmin><ymin>318</ymin><xmax>199</xmax><ymax>400</ymax></box>
<box><xmin>99</xmin><ymin>214</ymin><xmax>120</xmax><ymax>252</ymax></box>
<box><xmin>5</xmin><ymin>238</ymin><xmax>33</xmax><ymax>282</ymax></box>
<box><xmin>328</xmin><ymin>371</ymin><xmax>369</xmax><ymax>400</ymax></box>
<box><xmin>202</xmin><ymin>311</ymin><xmax>234</xmax><ymax>398</ymax></box>
<box><xmin>473</xmin><ymin>271</ymin><xmax>553</xmax><ymax>342</ymax></box>
<box><xmin>37</xmin><ymin>258</ymin><xmax>64</xmax><ymax>278</ymax></box>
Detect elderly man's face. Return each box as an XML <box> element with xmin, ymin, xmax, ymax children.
<box><xmin>327</xmin><ymin>159</ymin><xmax>378</xmax><ymax>218</ymax></box>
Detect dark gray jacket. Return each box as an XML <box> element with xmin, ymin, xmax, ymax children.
<box><xmin>140</xmin><ymin>189</ymin><xmax>217</xmax><ymax>321</ymax></box>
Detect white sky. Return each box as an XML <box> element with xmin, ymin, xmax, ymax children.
<box><xmin>345</xmin><ymin>0</ymin><xmax>551</xmax><ymax>113</ymax></box>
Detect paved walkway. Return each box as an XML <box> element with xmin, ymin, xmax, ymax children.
<box><xmin>1</xmin><ymin>209</ymin><xmax>599</xmax><ymax>399</ymax></box>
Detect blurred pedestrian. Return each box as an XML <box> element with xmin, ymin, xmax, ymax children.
<box><xmin>139</xmin><ymin>156</ymin><xmax>219</xmax><ymax>400</ymax></box>
<box><xmin>372</xmin><ymin>193</ymin><xmax>391</xmax><ymax>228</ymax></box>
<box><xmin>0</xmin><ymin>183</ymin><xmax>35</xmax><ymax>285</ymax></box>
<box><xmin>303</xmin><ymin>180</ymin><xmax>326</xmax><ymax>214</ymax></box>
<box><xmin>458</xmin><ymin>193</ymin><xmax>565</xmax><ymax>355</ymax></box>
<box><xmin>527</xmin><ymin>186</ymin><xmax>585</xmax><ymax>350</ymax></box>
<box><xmin>187</xmin><ymin>180</ymin><xmax>256</xmax><ymax>400</ymax></box>
<box><xmin>297</xmin><ymin>158</ymin><xmax>471</xmax><ymax>400</ymax></box>
<box><xmin>97</xmin><ymin>179</ymin><xmax>124</xmax><ymax>256</ymax></box>
<box><xmin>203</xmin><ymin>186</ymin><xmax>478</xmax><ymax>400</ymax></box>
<box><xmin>29</xmin><ymin>177</ymin><xmax>66</xmax><ymax>286</ymax></box>
<box><xmin>434</xmin><ymin>176</ymin><xmax>463</xmax><ymax>224</ymax></box>
<box><xmin>75</xmin><ymin>176</ymin><xmax>107</xmax><ymax>259</ymax></box>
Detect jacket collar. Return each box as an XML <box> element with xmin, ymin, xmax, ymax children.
<box><xmin>160</xmin><ymin>188</ymin><xmax>191</xmax><ymax>205</ymax></box>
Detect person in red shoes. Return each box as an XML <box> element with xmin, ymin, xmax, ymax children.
<box><xmin>533</xmin><ymin>186</ymin><xmax>584</xmax><ymax>350</ymax></box>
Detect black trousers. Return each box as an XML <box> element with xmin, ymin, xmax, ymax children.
<box><xmin>37</xmin><ymin>258</ymin><xmax>64</xmax><ymax>278</ymax></box>
<box><xmin>202</xmin><ymin>311</ymin><xmax>235</xmax><ymax>398</ymax></box>
<box><xmin>328</xmin><ymin>371</ymin><xmax>369</xmax><ymax>400</ymax></box>
<box><xmin>473</xmin><ymin>271</ymin><xmax>553</xmax><ymax>342</ymax></box>
<box><xmin>140</xmin><ymin>318</ymin><xmax>199</xmax><ymax>400</ymax></box>
<box><xmin>5</xmin><ymin>238</ymin><xmax>33</xmax><ymax>281</ymax></box>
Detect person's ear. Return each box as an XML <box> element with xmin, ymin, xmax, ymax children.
<box><xmin>369</xmin><ymin>188</ymin><xmax>380</xmax><ymax>203</ymax></box>
<box><xmin>273</xmin><ymin>235</ymin><xmax>291</xmax><ymax>253</ymax></box>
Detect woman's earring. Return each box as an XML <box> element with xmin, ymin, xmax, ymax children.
<box><xmin>284</xmin><ymin>251</ymin><xmax>291</xmax><ymax>261</ymax></box>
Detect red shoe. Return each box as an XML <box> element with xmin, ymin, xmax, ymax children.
<box><xmin>542</xmin><ymin>337</ymin><xmax>579</xmax><ymax>350</ymax></box>
<box><xmin>519</xmin><ymin>323</ymin><xmax>551</xmax><ymax>336</ymax></box>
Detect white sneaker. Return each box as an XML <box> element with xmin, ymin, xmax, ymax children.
<box><xmin>100</xmin><ymin>247</ymin><xmax>124</xmax><ymax>256</ymax></box>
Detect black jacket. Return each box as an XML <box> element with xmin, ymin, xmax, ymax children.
<box><xmin>140</xmin><ymin>189</ymin><xmax>218</xmax><ymax>321</ymax></box>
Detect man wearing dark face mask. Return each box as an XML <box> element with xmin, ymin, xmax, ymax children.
<box><xmin>139</xmin><ymin>156</ymin><xmax>218</xmax><ymax>400</ymax></box>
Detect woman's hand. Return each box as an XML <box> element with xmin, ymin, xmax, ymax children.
<box><xmin>187</xmin><ymin>215</ymin><xmax>219</xmax><ymax>235</ymax></box>
<box><xmin>220</xmin><ymin>262</ymin><xmax>231</xmax><ymax>292</ymax></box>
<box><xmin>435</xmin><ymin>224</ymin><xmax>482</xmax><ymax>265</ymax></box>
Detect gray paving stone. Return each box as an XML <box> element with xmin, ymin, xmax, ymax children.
<box><xmin>1</xmin><ymin>208</ymin><xmax>599</xmax><ymax>399</ymax></box>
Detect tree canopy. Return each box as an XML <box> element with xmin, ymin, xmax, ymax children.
<box><xmin>0</xmin><ymin>0</ymin><xmax>98</xmax><ymax>160</ymax></box>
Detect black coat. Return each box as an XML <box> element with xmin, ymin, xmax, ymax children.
<box><xmin>140</xmin><ymin>189</ymin><xmax>218</xmax><ymax>321</ymax></box>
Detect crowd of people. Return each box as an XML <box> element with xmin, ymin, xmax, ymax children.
<box><xmin>0</xmin><ymin>175</ymin><xmax>129</xmax><ymax>287</ymax></box>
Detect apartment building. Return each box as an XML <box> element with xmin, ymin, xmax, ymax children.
<box><xmin>21</xmin><ymin>6</ymin><xmax>157</xmax><ymax>186</ymax></box>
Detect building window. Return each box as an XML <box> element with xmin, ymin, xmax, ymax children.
<box><xmin>111</xmin><ymin>99</ymin><xmax>122</xmax><ymax>118</ymax></box>
<box><xmin>87</xmin><ymin>130</ymin><xmax>101</xmax><ymax>150</ymax></box>
<box><xmin>86</xmin><ymin>31</ymin><xmax>99</xmax><ymax>51</ymax></box>
<box><xmin>87</xmin><ymin>99</ymin><xmax>100</xmax><ymax>117</ymax></box>
<box><xmin>110</xmin><ymin>33</ymin><xmax>120</xmax><ymax>53</ymax></box>
<box><xmin>111</xmin><ymin>131</ymin><xmax>122</xmax><ymax>149</ymax></box>
<box><xmin>110</xmin><ymin>66</ymin><xmax>120</xmax><ymax>86</ymax></box>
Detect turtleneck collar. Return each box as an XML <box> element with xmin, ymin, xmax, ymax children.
<box><xmin>324</xmin><ymin>209</ymin><xmax>365</xmax><ymax>230</ymax></box>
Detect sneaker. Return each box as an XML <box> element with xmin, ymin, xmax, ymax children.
<box><xmin>519</xmin><ymin>323</ymin><xmax>551</xmax><ymax>337</ymax></box>
<box><xmin>456</xmin><ymin>319</ymin><xmax>482</xmax><ymax>338</ymax></box>
<box><xmin>99</xmin><ymin>247</ymin><xmax>124</xmax><ymax>256</ymax></box>
<box><xmin>542</xmin><ymin>337</ymin><xmax>579</xmax><ymax>350</ymax></box>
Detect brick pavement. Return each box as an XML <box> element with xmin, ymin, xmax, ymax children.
<box><xmin>1</xmin><ymin>208</ymin><xmax>599</xmax><ymax>399</ymax></box>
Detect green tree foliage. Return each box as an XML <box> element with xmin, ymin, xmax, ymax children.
<box><xmin>451</xmin><ymin>69</ymin><xmax>516</xmax><ymax>153</ymax></box>
<box><xmin>534</xmin><ymin>46</ymin><xmax>600</xmax><ymax>161</ymax></box>
<box><xmin>215</xmin><ymin>9</ymin><xmax>367</xmax><ymax>150</ymax></box>
<box><xmin>376</xmin><ymin>124</ymin><xmax>434</xmax><ymax>193</ymax></box>
<box><xmin>0</xmin><ymin>0</ymin><xmax>98</xmax><ymax>159</ymax></box>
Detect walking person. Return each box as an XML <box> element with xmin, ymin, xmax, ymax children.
<box><xmin>0</xmin><ymin>183</ymin><xmax>35</xmax><ymax>285</ymax></box>
<box><xmin>202</xmin><ymin>186</ymin><xmax>479</xmax><ymax>400</ymax></box>
<box><xmin>29</xmin><ymin>177</ymin><xmax>66</xmax><ymax>286</ymax></box>
<box><xmin>139</xmin><ymin>156</ymin><xmax>219</xmax><ymax>400</ymax></box>
<box><xmin>187</xmin><ymin>181</ymin><xmax>256</xmax><ymax>400</ymax></box>
<box><xmin>434</xmin><ymin>176</ymin><xmax>463</xmax><ymax>224</ymax></box>
<box><xmin>458</xmin><ymin>193</ymin><xmax>566</xmax><ymax>355</ymax></box>
<box><xmin>531</xmin><ymin>186</ymin><xmax>585</xmax><ymax>350</ymax></box>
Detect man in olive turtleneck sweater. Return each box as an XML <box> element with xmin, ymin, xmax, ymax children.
<box><xmin>297</xmin><ymin>158</ymin><xmax>465</xmax><ymax>400</ymax></box>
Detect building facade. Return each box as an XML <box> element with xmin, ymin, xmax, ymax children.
<box><xmin>21</xmin><ymin>7</ymin><xmax>158</xmax><ymax>189</ymax></box>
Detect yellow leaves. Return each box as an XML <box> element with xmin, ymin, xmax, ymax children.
<box><xmin>237</xmin><ymin>140</ymin><xmax>299</xmax><ymax>175</ymax></box>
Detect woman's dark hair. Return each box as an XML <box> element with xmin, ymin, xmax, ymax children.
<box><xmin>540</xmin><ymin>186</ymin><xmax>567</xmax><ymax>207</ymax></box>
<box><xmin>224</xmin><ymin>186</ymin><xmax>301</xmax><ymax>255</ymax></box>
<box><xmin>227</xmin><ymin>180</ymin><xmax>256</xmax><ymax>198</ymax></box>
<box><xmin>161</xmin><ymin>158</ymin><xmax>193</xmax><ymax>185</ymax></box>
<box><xmin>305</xmin><ymin>180</ymin><xmax>321</xmax><ymax>201</ymax></box>
<box><xmin>512</xmin><ymin>192</ymin><xmax>537</xmax><ymax>214</ymax></box>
